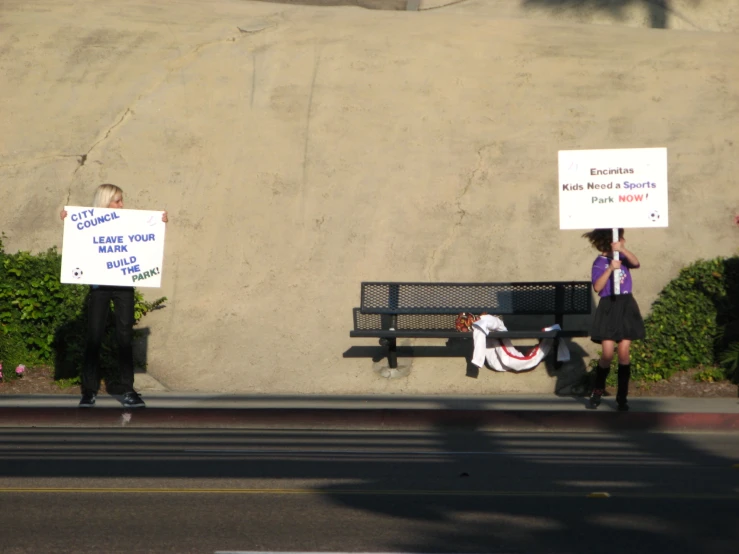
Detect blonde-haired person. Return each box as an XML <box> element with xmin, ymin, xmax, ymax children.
<box><xmin>61</xmin><ymin>184</ymin><xmax>168</xmax><ymax>408</ymax></box>
<box><xmin>582</xmin><ymin>228</ymin><xmax>645</xmax><ymax>411</ymax></box>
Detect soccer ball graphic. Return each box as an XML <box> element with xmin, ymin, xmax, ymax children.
<box><xmin>72</xmin><ymin>268</ymin><xmax>84</xmax><ymax>280</ymax></box>
<box><xmin>649</xmin><ymin>210</ymin><xmax>660</xmax><ymax>222</ymax></box>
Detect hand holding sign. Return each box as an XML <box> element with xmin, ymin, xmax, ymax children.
<box><xmin>611</xmin><ymin>230</ymin><xmax>622</xmax><ymax>294</ymax></box>
<box><xmin>60</xmin><ymin>207</ymin><xmax>167</xmax><ymax>287</ymax></box>
<box><xmin>559</xmin><ymin>148</ymin><xmax>668</xmax><ymax>230</ymax></box>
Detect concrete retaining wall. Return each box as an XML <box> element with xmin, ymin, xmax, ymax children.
<box><xmin>1</xmin><ymin>0</ymin><xmax>738</xmax><ymax>393</ymax></box>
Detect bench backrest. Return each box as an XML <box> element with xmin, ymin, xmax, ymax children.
<box><xmin>360</xmin><ymin>281</ymin><xmax>592</xmax><ymax>315</ymax></box>
<box><xmin>353</xmin><ymin>308</ymin><xmax>471</xmax><ymax>332</ymax></box>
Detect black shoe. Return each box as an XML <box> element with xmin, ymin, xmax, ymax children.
<box><xmin>79</xmin><ymin>392</ymin><xmax>96</xmax><ymax>408</ymax></box>
<box><xmin>617</xmin><ymin>399</ymin><xmax>630</xmax><ymax>412</ymax></box>
<box><xmin>589</xmin><ymin>388</ymin><xmax>604</xmax><ymax>409</ymax></box>
<box><xmin>121</xmin><ymin>391</ymin><xmax>146</xmax><ymax>408</ymax></box>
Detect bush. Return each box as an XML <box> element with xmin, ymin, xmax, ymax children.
<box><xmin>719</xmin><ymin>341</ymin><xmax>739</xmax><ymax>380</ymax></box>
<box><xmin>0</xmin><ymin>235</ymin><xmax>165</xmax><ymax>384</ymax></box>
<box><xmin>629</xmin><ymin>256</ymin><xmax>739</xmax><ymax>383</ymax></box>
<box><xmin>0</xmin><ymin>333</ymin><xmax>26</xmax><ymax>380</ymax></box>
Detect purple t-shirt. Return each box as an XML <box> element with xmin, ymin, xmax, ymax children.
<box><xmin>591</xmin><ymin>255</ymin><xmax>634</xmax><ymax>297</ymax></box>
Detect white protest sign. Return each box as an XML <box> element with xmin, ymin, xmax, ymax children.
<box><xmin>61</xmin><ymin>207</ymin><xmax>166</xmax><ymax>288</ymax></box>
<box><xmin>558</xmin><ymin>147</ymin><xmax>668</xmax><ymax>230</ymax></box>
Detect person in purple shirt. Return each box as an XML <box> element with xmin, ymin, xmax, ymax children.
<box><xmin>582</xmin><ymin>228</ymin><xmax>645</xmax><ymax>411</ymax></box>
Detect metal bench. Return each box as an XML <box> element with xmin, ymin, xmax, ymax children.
<box><xmin>350</xmin><ymin>281</ymin><xmax>592</xmax><ymax>369</ymax></box>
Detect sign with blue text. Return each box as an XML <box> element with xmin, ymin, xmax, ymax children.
<box><xmin>558</xmin><ymin>147</ymin><xmax>668</xmax><ymax>229</ymax></box>
<box><xmin>60</xmin><ymin>207</ymin><xmax>166</xmax><ymax>287</ymax></box>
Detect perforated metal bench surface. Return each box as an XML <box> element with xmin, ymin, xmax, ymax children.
<box><xmin>359</xmin><ymin>281</ymin><xmax>592</xmax><ymax>315</ymax></box>
<box><xmin>349</xmin><ymin>281</ymin><xmax>592</xmax><ymax>368</ymax></box>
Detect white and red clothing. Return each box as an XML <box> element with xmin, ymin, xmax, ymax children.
<box><xmin>471</xmin><ymin>314</ymin><xmax>570</xmax><ymax>372</ymax></box>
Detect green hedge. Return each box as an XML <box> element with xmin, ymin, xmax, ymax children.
<box><xmin>0</xmin><ymin>235</ymin><xmax>165</xmax><ymax>385</ymax></box>
<box><xmin>628</xmin><ymin>256</ymin><xmax>739</xmax><ymax>383</ymax></box>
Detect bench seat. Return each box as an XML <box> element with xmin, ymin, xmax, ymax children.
<box><xmin>350</xmin><ymin>329</ymin><xmax>588</xmax><ymax>340</ymax></box>
<box><xmin>350</xmin><ymin>281</ymin><xmax>592</xmax><ymax>369</ymax></box>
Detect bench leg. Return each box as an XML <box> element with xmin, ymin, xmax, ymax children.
<box><xmin>379</xmin><ymin>338</ymin><xmax>399</xmax><ymax>368</ymax></box>
<box><xmin>554</xmin><ymin>338</ymin><xmax>562</xmax><ymax>370</ymax></box>
<box><xmin>387</xmin><ymin>338</ymin><xmax>398</xmax><ymax>368</ymax></box>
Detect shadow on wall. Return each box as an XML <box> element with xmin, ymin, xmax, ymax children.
<box><xmin>344</xmin><ymin>338</ymin><xmax>592</xmax><ymax>395</ymax></box>
<box><xmin>714</xmin><ymin>257</ymin><xmax>739</xmax><ymax>383</ymax></box>
<box><xmin>52</xmin><ymin>291</ymin><xmax>151</xmax><ymax>391</ymax></box>
<box><xmin>521</xmin><ymin>0</ymin><xmax>694</xmax><ymax>30</ymax></box>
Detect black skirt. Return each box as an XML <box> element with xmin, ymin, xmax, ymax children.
<box><xmin>590</xmin><ymin>293</ymin><xmax>645</xmax><ymax>344</ymax></box>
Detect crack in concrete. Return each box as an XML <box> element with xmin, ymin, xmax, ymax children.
<box><xmin>424</xmin><ymin>144</ymin><xmax>493</xmax><ymax>280</ymax></box>
<box><xmin>302</xmin><ymin>50</ymin><xmax>321</xmax><ymax>188</ymax></box>
<box><xmin>73</xmin><ymin>108</ymin><xmax>132</xmax><ymax>174</ymax></box>
<box><xmin>298</xmin><ymin>47</ymin><xmax>323</xmax><ymax>237</ymax></box>
<box><xmin>419</xmin><ymin>0</ymin><xmax>471</xmax><ymax>11</ymax></box>
<box><xmin>7</xmin><ymin>26</ymin><xmax>279</xmax><ymax>200</ymax></box>
<box><xmin>461</xmin><ymin>143</ymin><xmax>493</xmax><ymax>198</ymax></box>
<box><xmin>251</xmin><ymin>51</ymin><xmax>257</xmax><ymax>108</ymax></box>
<box><xmin>0</xmin><ymin>154</ymin><xmax>80</xmax><ymax>169</ymax></box>
<box><xmin>237</xmin><ymin>24</ymin><xmax>275</xmax><ymax>34</ymax></box>
<box><xmin>72</xmin><ymin>27</ymin><xmax>256</xmax><ymax>174</ymax></box>
<box><xmin>424</xmin><ymin>205</ymin><xmax>468</xmax><ymax>280</ymax></box>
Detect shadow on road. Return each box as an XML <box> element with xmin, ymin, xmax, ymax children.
<box><xmin>0</xmin><ymin>395</ymin><xmax>737</xmax><ymax>552</ymax></box>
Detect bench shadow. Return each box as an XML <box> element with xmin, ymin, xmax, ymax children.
<box><xmin>343</xmin><ymin>337</ymin><xmax>592</xmax><ymax>395</ymax></box>
<box><xmin>520</xmin><ymin>0</ymin><xmax>686</xmax><ymax>30</ymax></box>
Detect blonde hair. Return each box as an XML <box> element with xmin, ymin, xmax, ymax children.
<box><xmin>92</xmin><ymin>184</ymin><xmax>123</xmax><ymax>208</ymax></box>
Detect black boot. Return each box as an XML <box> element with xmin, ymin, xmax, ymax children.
<box><xmin>589</xmin><ymin>364</ymin><xmax>610</xmax><ymax>408</ymax></box>
<box><xmin>617</xmin><ymin>363</ymin><xmax>630</xmax><ymax>411</ymax></box>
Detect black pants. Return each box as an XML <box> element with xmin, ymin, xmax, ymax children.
<box><xmin>81</xmin><ymin>286</ymin><xmax>135</xmax><ymax>395</ymax></box>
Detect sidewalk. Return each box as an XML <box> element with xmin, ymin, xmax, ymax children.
<box><xmin>1</xmin><ymin>393</ymin><xmax>737</xmax><ymax>431</ymax></box>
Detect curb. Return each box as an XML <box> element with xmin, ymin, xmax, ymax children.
<box><xmin>1</xmin><ymin>408</ymin><xmax>738</xmax><ymax>431</ymax></box>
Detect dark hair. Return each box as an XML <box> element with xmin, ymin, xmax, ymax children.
<box><xmin>582</xmin><ymin>228</ymin><xmax>624</xmax><ymax>253</ymax></box>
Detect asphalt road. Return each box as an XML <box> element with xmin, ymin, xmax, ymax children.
<box><xmin>1</xmin><ymin>427</ymin><xmax>738</xmax><ymax>554</ymax></box>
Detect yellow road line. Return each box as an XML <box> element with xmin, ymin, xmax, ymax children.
<box><xmin>0</xmin><ymin>487</ymin><xmax>737</xmax><ymax>500</ymax></box>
